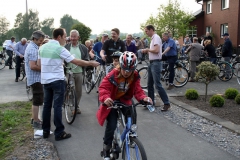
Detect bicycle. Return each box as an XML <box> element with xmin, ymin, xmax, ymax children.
<box><xmin>84</xmin><ymin>56</ymin><xmax>106</xmax><ymax>94</ymax></box>
<box><xmin>237</xmin><ymin>67</ymin><xmax>240</xmax><ymax>85</ymax></box>
<box><xmin>100</xmin><ymin>100</ymin><xmax>154</xmax><ymax>160</ymax></box>
<box><xmin>19</xmin><ymin>60</ymin><xmax>26</xmax><ymax>81</ymax></box>
<box><xmin>63</xmin><ymin>65</ymin><xmax>78</xmax><ymax>124</ymax></box>
<box><xmin>138</xmin><ymin>60</ymin><xmax>189</xmax><ymax>89</ymax></box>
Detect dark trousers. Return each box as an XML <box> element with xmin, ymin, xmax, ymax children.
<box><xmin>16</xmin><ymin>56</ymin><xmax>24</xmax><ymax>78</ymax></box>
<box><xmin>6</xmin><ymin>50</ymin><xmax>13</xmax><ymax>67</ymax></box>
<box><xmin>104</xmin><ymin>107</ymin><xmax>128</xmax><ymax>146</ymax></box>
<box><xmin>42</xmin><ymin>80</ymin><xmax>65</xmax><ymax>137</ymax></box>
<box><xmin>167</xmin><ymin>56</ymin><xmax>178</xmax><ymax>84</ymax></box>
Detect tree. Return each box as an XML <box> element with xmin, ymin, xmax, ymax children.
<box><xmin>71</xmin><ymin>23</ymin><xmax>91</xmax><ymax>44</ymax></box>
<box><xmin>60</xmin><ymin>14</ymin><xmax>74</xmax><ymax>35</ymax></box>
<box><xmin>195</xmin><ymin>61</ymin><xmax>220</xmax><ymax>102</ymax></box>
<box><xmin>0</xmin><ymin>16</ymin><xmax>10</xmax><ymax>44</ymax></box>
<box><xmin>41</xmin><ymin>18</ymin><xmax>54</xmax><ymax>37</ymax></box>
<box><xmin>141</xmin><ymin>0</ymin><xmax>194</xmax><ymax>38</ymax></box>
<box><xmin>14</xmin><ymin>9</ymin><xmax>40</xmax><ymax>39</ymax></box>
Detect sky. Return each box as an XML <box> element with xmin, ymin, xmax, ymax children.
<box><xmin>0</xmin><ymin>0</ymin><xmax>202</xmax><ymax>35</ymax></box>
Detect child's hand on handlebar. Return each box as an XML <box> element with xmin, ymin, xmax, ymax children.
<box><xmin>104</xmin><ymin>98</ymin><xmax>114</xmax><ymax>107</ymax></box>
<box><xmin>143</xmin><ymin>97</ymin><xmax>153</xmax><ymax>105</ymax></box>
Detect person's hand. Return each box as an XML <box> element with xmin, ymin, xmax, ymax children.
<box><xmin>89</xmin><ymin>52</ymin><xmax>95</xmax><ymax>59</ymax></box>
<box><xmin>101</xmin><ymin>54</ymin><xmax>106</xmax><ymax>61</ymax></box>
<box><xmin>143</xmin><ymin>97</ymin><xmax>153</xmax><ymax>104</ymax></box>
<box><xmin>104</xmin><ymin>98</ymin><xmax>114</xmax><ymax>107</ymax></box>
<box><xmin>142</xmin><ymin>48</ymin><xmax>149</xmax><ymax>54</ymax></box>
<box><xmin>91</xmin><ymin>61</ymin><xmax>100</xmax><ymax>67</ymax></box>
<box><xmin>20</xmin><ymin>55</ymin><xmax>24</xmax><ymax>58</ymax></box>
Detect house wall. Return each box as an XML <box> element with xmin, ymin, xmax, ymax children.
<box><xmin>202</xmin><ymin>0</ymin><xmax>239</xmax><ymax>47</ymax></box>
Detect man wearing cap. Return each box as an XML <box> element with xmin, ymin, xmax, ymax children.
<box><xmin>100</xmin><ymin>28</ymin><xmax>126</xmax><ymax>65</ymax></box>
<box><xmin>91</xmin><ymin>33</ymin><xmax>109</xmax><ymax>65</ymax></box>
<box><xmin>222</xmin><ymin>33</ymin><xmax>232</xmax><ymax>79</ymax></box>
<box><xmin>65</xmin><ymin>29</ymin><xmax>90</xmax><ymax>114</ymax></box>
<box><xmin>5</xmin><ymin>37</ymin><xmax>16</xmax><ymax>69</ymax></box>
<box><xmin>14</xmin><ymin>38</ymin><xmax>28</xmax><ymax>82</ymax></box>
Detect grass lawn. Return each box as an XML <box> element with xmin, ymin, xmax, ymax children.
<box><xmin>0</xmin><ymin>101</ymin><xmax>32</xmax><ymax>159</ymax></box>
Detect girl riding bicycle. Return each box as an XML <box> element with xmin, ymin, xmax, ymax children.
<box><xmin>96</xmin><ymin>51</ymin><xmax>153</xmax><ymax>159</ymax></box>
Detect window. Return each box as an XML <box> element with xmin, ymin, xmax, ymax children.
<box><xmin>207</xmin><ymin>1</ymin><xmax>212</xmax><ymax>14</ymax></box>
<box><xmin>186</xmin><ymin>27</ymin><xmax>197</xmax><ymax>38</ymax></box>
<box><xmin>222</xmin><ymin>0</ymin><xmax>229</xmax><ymax>9</ymax></box>
<box><xmin>221</xmin><ymin>24</ymin><xmax>228</xmax><ymax>37</ymax></box>
<box><xmin>206</xmin><ymin>26</ymin><xmax>212</xmax><ymax>33</ymax></box>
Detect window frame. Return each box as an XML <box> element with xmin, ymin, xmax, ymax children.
<box><xmin>222</xmin><ymin>0</ymin><xmax>229</xmax><ymax>10</ymax></box>
<box><xmin>220</xmin><ymin>24</ymin><xmax>228</xmax><ymax>38</ymax></box>
<box><xmin>206</xmin><ymin>0</ymin><xmax>212</xmax><ymax>14</ymax></box>
<box><xmin>206</xmin><ymin>26</ymin><xmax>212</xmax><ymax>33</ymax></box>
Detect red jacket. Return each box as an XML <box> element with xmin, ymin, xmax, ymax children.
<box><xmin>96</xmin><ymin>68</ymin><xmax>147</xmax><ymax>126</ymax></box>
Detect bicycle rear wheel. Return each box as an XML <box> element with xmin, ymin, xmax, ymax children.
<box><xmin>218</xmin><ymin>62</ymin><xmax>233</xmax><ymax>82</ymax></box>
<box><xmin>19</xmin><ymin>65</ymin><xmax>25</xmax><ymax>81</ymax></box>
<box><xmin>26</xmin><ymin>79</ymin><xmax>33</xmax><ymax>101</ymax></box>
<box><xmin>138</xmin><ymin>67</ymin><xmax>148</xmax><ymax>89</ymax></box>
<box><xmin>173</xmin><ymin>66</ymin><xmax>189</xmax><ymax>87</ymax></box>
<box><xmin>84</xmin><ymin>69</ymin><xmax>93</xmax><ymax>94</ymax></box>
<box><xmin>0</xmin><ymin>58</ymin><xmax>6</xmax><ymax>70</ymax></box>
<box><xmin>122</xmin><ymin>137</ymin><xmax>147</xmax><ymax>160</ymax></box>
<box><xmin>64</xmin><ymin>87</ymin><xmax>77</xmax><ymax>124</ymax></box>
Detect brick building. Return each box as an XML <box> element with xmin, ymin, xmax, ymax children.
<box><xmin>190</xmin><ymin>0</ymin><xmax>240</xmax><ymax>51</ymax></box>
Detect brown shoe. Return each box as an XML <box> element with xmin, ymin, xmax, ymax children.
<box><xmin>167</xmin><ymin>84</ymin><xmax>174</xmax><ymax>90</ymax></box>
<box><xmin>161</xmin><ymin>104</ymin><xmax>171</xmax><ymax>112</ymax></box>
<box><xmin>77</xmin><ymin>109</ymin><xmax>81</xmax><ymax>114</ymax></box>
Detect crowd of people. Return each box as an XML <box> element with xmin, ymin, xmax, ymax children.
<box><xmin>2</xmin><ymin>24</ymin><xmax>233</xmax><ymax>160</ymax></box>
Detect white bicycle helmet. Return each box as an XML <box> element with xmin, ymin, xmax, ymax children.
<box><xmin>119</xmin><ymin>51</ymin><xmax>138</xmax><ymax>71</ymax></box>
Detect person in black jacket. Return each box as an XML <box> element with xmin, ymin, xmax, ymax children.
<box><xmin>204</xmin><ymin>40</ymin><xmax>216</xmax><ymax>64</ymax></box>
<box><xmin>221</xmin><ymin>33</ymin><xmax>233</xmax><ymax>79</ymax></box>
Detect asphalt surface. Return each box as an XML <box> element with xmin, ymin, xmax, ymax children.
<box><xmin>0</xmin><ymin>64</ymin><xmax>239</xmax><ymax>160</ymax></box>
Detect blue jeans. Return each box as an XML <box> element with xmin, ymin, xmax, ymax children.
<box><xmin>147</xmin><ymin>61</ymin><xmax>169</xmax><ymax>105</ymax></box>
<box><xmin>42</xmin><ymin>80</ymin><xmax>65</xmax><ymax>137</ymax></box>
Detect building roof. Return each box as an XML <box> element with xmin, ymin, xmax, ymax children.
<box><xmin>193</xmin><ymin>9</ymin><xmax>204</xmax><ymax>18</ymax></box>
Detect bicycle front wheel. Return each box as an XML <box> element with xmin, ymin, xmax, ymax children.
<box><xmin>19</xmin><ymin>68</ymin><xmax>25</xmax><ymax>81</ymax></box>
<box><xmin>0</xmin><ymin>58</ymin><xmax>6</xmax><ymax>70</ymax></box>
<box><xmin>64</xmin><ymin>88</ymin><xmax>77</xmax><ymax>124</ymax></box>
<box><xmin>122</xmin><ymin>137</ymin><xmax>147</xmax><ymax>160</ymax></box>
<box><xmin>237</xmin><ymin>67</ymin><xmax>240</xmax><ymax>85</ymax></box>
<box><xmin>138</xmin><ymin>67</ymin><xmax>148</xmax><ymax>89</ymax></box>
<box><xmin>218</xmin><ymin>62</ymin><xmax>233</xmax><ymax>82</ymax></box>
<box><xmin>232</xmin><ymin>62</ymin><xmax>240</xmax><ymax>76</ymax></box>
<box><xmin>173</xmin><ymin>66</ymin><xmax>189</xmax><ymax>87</ymax></box>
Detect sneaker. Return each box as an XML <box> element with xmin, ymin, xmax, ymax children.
<box><xmin>55</xmin><ymin>131</ymin><xmax>71</xmax><ymax>141</ymax></box>
<box><xmin>102</xmin><ymin>144</ymin><xmax>111</xmax><ymax>160</ymax></box>
<box><xmin>33</xmin><ymin>121</ymin><xmax>42</xmax><ymax>130</ymax></box>
<box><xmin>167</xmin><ymin>84</ymin><xmax>174</xmax><ymax>90</ymax></box>
<box><xmin>161</xmin><ymin>104</ymin><xmax>171</xmax><ymax>112</ymax></box>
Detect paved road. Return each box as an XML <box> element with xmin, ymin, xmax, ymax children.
<box><xmin>0</xmin><ymin>66</ymin><xmax>239</xmax><ymax>160</ymax></box>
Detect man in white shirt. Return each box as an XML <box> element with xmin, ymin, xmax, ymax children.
<box><xmin>5</xmin><ymin>37</ymin><xmax>16</xmax><ymax>69</ymax></box>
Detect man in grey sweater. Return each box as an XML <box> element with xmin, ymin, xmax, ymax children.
<box><xmin>185</xmin><ymin>37</ymin><xmax>203</xmax><ymax>82</ymax></box>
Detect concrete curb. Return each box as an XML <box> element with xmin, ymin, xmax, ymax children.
<box><xmin>169</xmin><ymin>96</ymin><xmax>240</xmax><ymax>134</ymax></box>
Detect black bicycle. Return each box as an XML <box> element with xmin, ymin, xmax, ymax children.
<box><xmin>138</xmin><ymin>60</ymin><xmax>189</xmax><ymax>89</ymax></box>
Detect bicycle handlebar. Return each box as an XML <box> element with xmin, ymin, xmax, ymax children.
<box><xmin>106</xmin><ymin>100</ymin><xmax>152</xmax><ymax>109</ymax></box>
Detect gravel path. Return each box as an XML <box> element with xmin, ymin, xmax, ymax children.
<box><xmin>155</xmin><ymin>103</ymin><xmax>240</xmax><ymax>158</ymax></box>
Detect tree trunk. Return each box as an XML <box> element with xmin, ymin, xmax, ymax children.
<box><xmin>205</xmin><ymin>84</ymin><xmax>208</xmax><ymax>102</ymax></box>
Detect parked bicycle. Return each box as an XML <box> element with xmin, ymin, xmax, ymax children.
<box><xmin>100</xmin><ymin>100</ymin><xmax>154</xmax><ymax>160</ymax></box>
<box><xmin>19</xmin><ymin>61</ymin><xmax>26</xmax><ymax>81</ymax></box>
<box><xmin>0</xmin><ymin>51</ymin><xmax>6</xmax><ymax>70</ymax></box>
<box><xmin>138</xmin><ymin>60</ymin><xmax>189</xmax><ymax>89</ymax></box>
<box><xmin>63</xmin><ymin>64</ymin><xmax>78</xmax><ymax>124</ymax></box>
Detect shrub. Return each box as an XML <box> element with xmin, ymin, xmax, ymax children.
<box><xmin>209</xmin><ymin>95</ymin><xmax>225</xmax><ymax>107</ymax></box>
<box><xmin>185</xmin><ymin>89</ymin><xmax>199</xmax><ymax>100</ymax></box>
<box><xmin>235</xmin><ymin>94</ymin><xmax>240</xmax><ymax>104</ymax></box>
<box><xmin>225</xmin><ymin>88</ymin><xmax>239</xmax><ymax>99</ymax></box>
